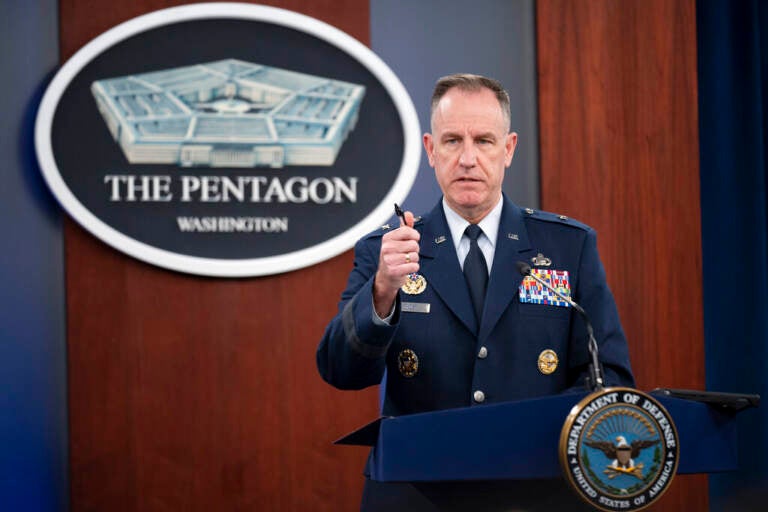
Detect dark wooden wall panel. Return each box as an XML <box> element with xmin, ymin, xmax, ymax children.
<box><xmin>60</xmin><ymin>1</ymin><xmax>374</xmax><ymax>511</ymax></box>
<box><xmin>60</xmin><ymin>0</ymin><xmax>371</xmax><ymax>59</ymax></box>
<box><xmin>537</xmin><ymin>0</ymin><xmax>705</xmax><ymax>510</ymax></box>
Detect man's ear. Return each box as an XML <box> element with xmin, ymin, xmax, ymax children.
<box><xmin>423</xmin><ymin>133</ymin><xmax>435</xmax><ymax>167</ymax></box>
<box><xmin>505</xmin><ymin>132</ymin><xmax>518</xmax><ymax>167</ymax></box>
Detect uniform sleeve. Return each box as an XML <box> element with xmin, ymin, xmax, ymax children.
<box><xmin>316</xmin><ymin>236</ymin><xmax>400</xmax><ymax>390</ymax></box>
<box><xmin>567</xmin><ymin>228</ymin><xmax>635</xmax><ymax>389</ymax></box>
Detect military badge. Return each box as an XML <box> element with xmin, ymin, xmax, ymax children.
<box><xmin>560</xmin><ymin>388</ymin><xmax>679</xmax><ymax>511</ymax></box>
<box><xmin>531</xmin><ymin>252</ymin><xmax>552</xmax><ymax>266</ymax></box>
<box><xmin>401</xmin><ymin>273</ymin><xmax>427</xmax><ymax>295</ymax></box>
<box><xmin>538</xmin><ymin>349</ymin><xmax>558</xmax><ymax>374</ymax></box>
<box><xmin>519</xmin><ymin>269</ymin><xmax>571</xmax><ymax>307</ymax></box>
<box><xmin>397</xmin><ymin>349</ymin><xmax>419</xmax><ymax>377</ymax></box>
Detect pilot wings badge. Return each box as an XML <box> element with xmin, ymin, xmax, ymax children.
<box><xmin>559</xmin><ymin>388</ymin><xmax>679</xmax><ymax>512</ymax></box>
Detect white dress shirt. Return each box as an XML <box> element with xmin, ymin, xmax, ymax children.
<box><xmin>443</xmin><ymin>195</ymin><xmax>503</xmax><ymax>274</ymax></box>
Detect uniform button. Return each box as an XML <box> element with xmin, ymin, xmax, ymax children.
<box><xmin>473</xmin><ymin>390</ymin><xmax>485</xmax><ymax>403</ymax></box>
<box><xmin>477</xmin><ymin>346</ymin><xmax>488</xmax><ymax>359</ymax></box>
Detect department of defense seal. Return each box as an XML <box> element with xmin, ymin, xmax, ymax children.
<box><xmin>559</xmin><ymin>388</ymin><xmax>679</xmax><ymax>511</ymax></box>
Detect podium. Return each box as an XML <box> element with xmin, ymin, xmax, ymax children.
<box><xmin>337</xmin><ymin>391</ymin><xmax>750</xmax><ymax>511</ymax></box>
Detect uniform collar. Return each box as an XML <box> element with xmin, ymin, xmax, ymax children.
<box><xmin>442</xmin><ymin>195</ymin><xmax>503</xmax><ymax>249</ymax></box>
<box><xmin>416</xmin><ymin>195</ymin><xmax>533</xmax><ymax>338</ymax></box>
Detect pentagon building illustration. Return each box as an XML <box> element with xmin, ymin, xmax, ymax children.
<box><xmin>91</xmin><ymin>59</ymin><xmax>366</xmax><ymax>168</ymax></box>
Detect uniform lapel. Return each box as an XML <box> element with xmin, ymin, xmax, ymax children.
<box><xmin>478</xmin><ymin>199</ymin><xmax>533</xmax><ymax>342</ymax></box>
<box><xmin>418</xmin><ymin>202</ymin><xmax>479</xmax><ymax>335</ymax></box>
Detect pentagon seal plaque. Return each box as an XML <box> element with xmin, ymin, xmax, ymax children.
<box><xmin>559</xmin><ymin>388</ymin><xmax>679</xmax><ymax>511</ymax></box>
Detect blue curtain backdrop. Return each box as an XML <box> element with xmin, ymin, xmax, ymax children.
<box><xmin>697</xmin><ymin>0</ymin><xmax>768</xmax><ymax>509</ymax></box>
<box><xmin>0</xmin><ymin>1</ymin><xmax>67</xmax><ymax>511</ymax></box>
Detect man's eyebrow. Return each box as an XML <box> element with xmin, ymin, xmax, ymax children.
<box><xmin>440</xmin><ymin>130</ymin><xmax>463</xmax><ymax>140</ymax></box>
<box><xmin>439</xmin><ymin>130</ymin><xmax>499</xmax><ymax>141</ymax></box>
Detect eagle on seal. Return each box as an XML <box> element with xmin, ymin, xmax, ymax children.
<box><xmin>585</xmin><ymin>435</ymin><xmax>659</xmax><ymax>469</ymax></box>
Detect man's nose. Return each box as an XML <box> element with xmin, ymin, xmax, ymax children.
<box><xmin>458</xmin><ymin>141</ymin><xmax>477</xmax><ymax>167</ymax></box>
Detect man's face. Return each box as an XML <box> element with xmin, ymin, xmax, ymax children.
<box><xmin>423</xmin><ymin>87</ymin><xmax>517</xmax><ymax>223</ymax></box>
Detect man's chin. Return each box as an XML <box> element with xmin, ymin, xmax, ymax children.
<box><xmin>448</xmin><ymin>190</ymin><xmax>484</xmax><ymax>204</ymax></box>
<box><xmin>445</xmin><ymin>195</ymin><xmax>495</xmax><ymax>221</ymax></box>
<box><xmin>450</xmin><ymin>189</ymin><xmax>492</xmax><ymax>206</ymax></box>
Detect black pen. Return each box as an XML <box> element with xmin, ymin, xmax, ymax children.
<box><xmin>394</xmin><ymin>203</ymin><xmax>407</xmax><ymax>226</ymax></box>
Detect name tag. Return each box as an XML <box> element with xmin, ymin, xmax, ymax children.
<box><xmin>402</xmin><ymin>302</ymin><xmax>430</xmax><ymax>314</ymax></box>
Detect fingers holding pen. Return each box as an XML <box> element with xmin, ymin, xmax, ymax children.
<box><xmin>380</xmin><ymin>244</ymin><xmax>420</xmax><ymax>270</ymax></box>
<box><xmin>380</xmin><ymin>225</ymin><xmax>421</xmax><ymax>275</ymax></box>
<box><xmin>399</xmin><ymin>209</ymin><xmax>415</xmax><ymax>228</ymax></box>
<box><xmin>373</xmin><ymin>210</ymin><xmax>421</xmax><ymax>315</ymax></box>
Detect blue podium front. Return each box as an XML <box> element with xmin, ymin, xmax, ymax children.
<box><xmin>339</xmin><ymin>392</ymin><xmax>740</xmax><ymax>482</ymax></box>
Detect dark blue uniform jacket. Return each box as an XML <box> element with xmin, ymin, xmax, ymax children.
<box><xmin>317</xmin><ymin>197</ymin><xmax>634</xmax><ymax>417</ymax></box>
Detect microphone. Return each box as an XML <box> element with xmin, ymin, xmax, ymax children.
<box><xmin>515</xmin><ymin>261</ymin><xmax>605</xmax><ymax>390</ymax></box>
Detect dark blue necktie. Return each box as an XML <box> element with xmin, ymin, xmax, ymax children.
<box><xmin>463</xmin><ymin>224</ymin><xmax>488</xmax><ymax>323</ymax></box>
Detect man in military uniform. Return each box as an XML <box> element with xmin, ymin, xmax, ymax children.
<box><xmin>317</xmin><ymin>74</ymin><xmax>634</xmax><ymax>511</ymax></box>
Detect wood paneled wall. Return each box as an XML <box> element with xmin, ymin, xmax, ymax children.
<box><xmin>536</xmin><ymin>1</ymin><xmax>705</xmax><ymax>510</ymax></box>
<box><xmin>61</xmin><ymin>1</ymin><xmax>376</xmax><ymax>511</ymax></box>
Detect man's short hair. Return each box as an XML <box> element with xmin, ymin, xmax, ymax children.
<box><xmin>430</xmin><ymin>73</ymin><xmax>511</xmax><ymax>129</ymax></box>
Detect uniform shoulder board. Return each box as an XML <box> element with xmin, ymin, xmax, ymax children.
<box><xmin>360</xmin><ymin>224</ymin><xmax>384</xmax><ymax>240</ymax></box>
<box><xmin>522</xmin><ymin>207</ymin><xmax>592</xmax><ymax>231</ymax></box>
<box><xmin>359</xmin><ymin>224</ymin><xmax>390</xmax><ymax>241</ymax></box>
<box><xmin>362</xmin><ymin>214</ymin><xmax>425</xmax><ymax>240</ymax></box>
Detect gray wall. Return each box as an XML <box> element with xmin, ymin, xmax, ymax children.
<box><xmin>371</xmin><ymin>0</ymin><xmax>539</xmax><ymax>214</ymax></box>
